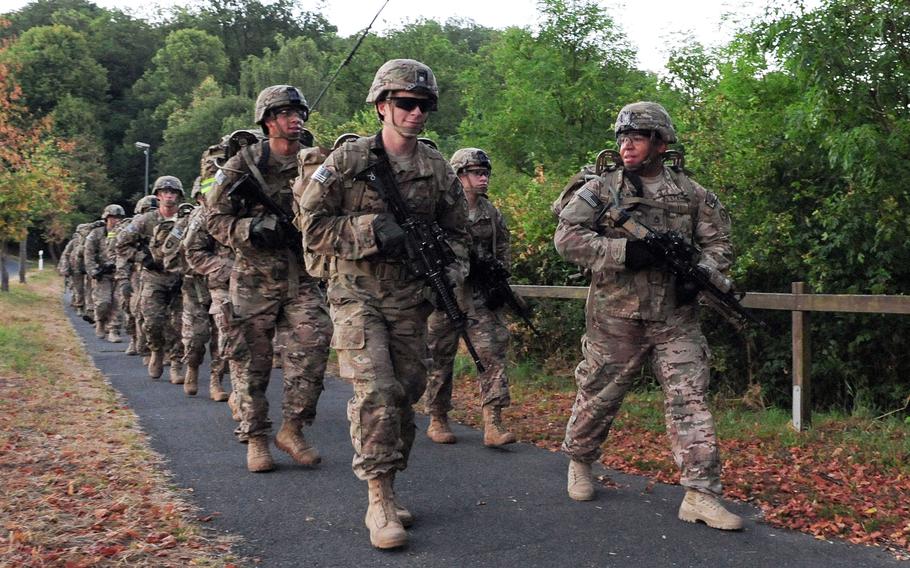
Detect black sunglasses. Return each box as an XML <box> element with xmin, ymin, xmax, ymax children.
<box><xmin>387</xmin><ymin>97</ymin><xmax>435</xmax><ymax>113</ymax></box>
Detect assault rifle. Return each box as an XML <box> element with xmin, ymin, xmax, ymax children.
<box><xmin>470</xmin><ymin>254</ymin><xmax>541</xmax><ymax>336</ymax></box>
<box><xmin>583</xmin><ymin>187</ymin><xmax>766</xmax><ymax>330</ymax></box>
<box><xmin>226</xmin><ymin>173</ymin><xmax>302</xmax><ymax>251</ymax></box>
<box><xmin>91</xmin><ymin>262</ymin><xmax>115</xmax><ymax>280</ymax></box>
<box><xmin>355</xmin><ymin>146</ymin><xmax>486</xmax><ymax>373</ymax></box>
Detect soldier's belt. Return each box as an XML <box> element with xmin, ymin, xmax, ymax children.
<box><xmin>332</xmin><ymin>258</ymin><xmax>411</xmax><ymax>280</ymax></box>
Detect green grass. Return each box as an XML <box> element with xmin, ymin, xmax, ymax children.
<box><xmin>0</xmin><ymin>323</ymin><xmax>44</xmax><ymax>375</ymax></box>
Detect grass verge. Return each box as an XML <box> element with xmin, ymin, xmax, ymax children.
<box><xmin>0</xmin><ymin>269</ymin><xmax>240</xmax><ymax>566</ymax></box>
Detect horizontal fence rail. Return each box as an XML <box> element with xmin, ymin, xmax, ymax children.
<box><xmin>511</xmin><ymin>283</ymin><xmax>910</xmax><ymax>431</ymax></box>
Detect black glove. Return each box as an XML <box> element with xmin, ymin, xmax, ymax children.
<box><xmin>624</xmin><ymin>240</ymin><xmax>658</xmax><ymax>271</ymax></box>
<box><xmin>91</xmin><ymin>268</ymin><xmax>104</xmax><ymax>280</ymax></box>
<box><xmin>372</xmin><ymin>213</ymin><xmax>406</xmax><ymax>256</ymax></box>
<box><xmin>675</xmin><ymin>276</ymin><xmax>703</xmax><ymax>305</ymax></box>
<box><xmin>250</xmin><ymin>215</ymin><xmax>287</xmax><ymax>249</ymax></box>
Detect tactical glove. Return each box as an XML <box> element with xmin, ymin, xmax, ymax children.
<box><xmin>372</xmin><ymin>213</ymin><xmax>407</xmax><ymax>256</ymax></box>
<box><xmin>624</xmin><ymin>240</ymin><xmax>658</xmax><ymax>271</ymax></box>
<box><xmin>250</xmin><ymin>215</ymin><xmax>287</xmax><ymax>249</ymax></box>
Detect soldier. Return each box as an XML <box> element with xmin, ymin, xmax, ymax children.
<box><xmin>71</xmin><ymin>222</ymin><xmax>98</xmax><ymax>323</ymax></box>
<box><xmin>299</xmin><ymin>59</ymin><xmax>471</xmax><ymax>549</ymax></box>
<box><xmin>85</xmin><ymin>204</ymin><xmax>126</xmax><ymax>342</ymax></box>
<box><xmin>59</xmin><ymin>231</ymin><xmax>79</xmax><ymax>313</ymax></box>
<box><xmin>424</xmin><ymin>148</ymin><xmax>516</xmax><ymax>447</ymax></box>
<box><xmin>117</xmin><ymin>176</ymin><xmax>185</xmax><ymax>382</ymax></box>
<box><xmin>554</xmin><ymin>102</ymin><xmax>742</xmax><ymax>530</ymax></box>
<box><xmin>207</xmin><ymin>86</ymin><xmax>332</xmax><ymax>473</ymax></box>
<box><xmin>118</xmin><ymin>195</ymin><xmax>158</xmax><ymax>359</ymax></box>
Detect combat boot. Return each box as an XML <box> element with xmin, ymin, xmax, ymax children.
<box><xmin>106</xmin><ymin>328</ymin><xmax>122</xmax><ymax>343</ymax></box>
<box><xmin>567</xmin><ymin>459</ymin><xmax>595</xmax><ymax>501</ymax></box>
<box><xmin>94</xmin><ymin>320</ymin><xmax>105</xmax><ymax>338</ymax></box>
<box><xmin>209</xmin><ymin>372</ymin><xmax>229</xmax><ymax>402</ymax></box>
<box><xmin>246</xmin><ymin>436</ymin><xmax>274</xmax><ymax>473</ymax></box>
<box><xmin>482</xmin><ymin>405</ymin><xmax>516</xmax><ymax>447</ymax></box>
<box><xmin>228</xmin><ymin>391</ymin><xmax>241</xmax><ymax>421</ymax></box>
<box><xmin>678</xmin><ymin>490</ymin><xmax>743</xmax><ymax>530</ymax></box>
<box><xmin>168</xmin><ymin>361</ymin><xmax>184</xmax><ymax>385</ymax></box>
<box><xmin>365</xmin><ymin>475</ymin><xmax>408</xmax><ymax>549</ymax></box>
<box><xmin>183</xmin><ymin>366</ymin><xmax>198</xmax><ymax>396</ymax></box>
<box><xmin>147</xmin><ymin>350</ymin><xmax>164</xmax><ymax>379</ymax></box>
<box><xmin>275</xmin><ymin>419</ymin><xmax>321</xmax><ymax>466</ymax></box>
<box><xmin>426</xmin><ymin>413</ymin><xmax>456</xmax><ymax>444</ymax></box>
<box><xmin>391</xmin><ymin>474</ymin><xmax>414</xmax><ymax>528</ymax></box>
<box><xmin>125</xmin><ymin>338</ymin><xmax>138</xmax><ymax>355</ymax></box>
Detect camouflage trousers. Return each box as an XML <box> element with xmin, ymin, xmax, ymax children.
<box><xmin>425</xmin><ymin>295</ymin><xmax>511</xmax><ymax>414</ymax></box>
<box><xmin>83</xmin><ymin>274</ymin><xmax>94</xmax><ymax>316</ymax></box>
<box><xmin>92</xmin><ymin>275</ymin><xmax>122</xmax><ymax>333</ymax></box>
<box><xmin>130</xmin><ymin>272</ymin><xmax>148</xmax><ymax>354</ymax></box>
<box><xmin>328</xmin><ymin>275</ymin><xmax>433</xmax><ymax>481</ymax></box>
<box><xmin>225</xmin><ymin>274</ymin><xmax>332</xmax><ymax>442</ymax></box>
<box><xmin>71</xmin><ymin>272</ymin><xmax>86</xmax><ymax>310</ymax></box>
<box><xmin>139</xmin><ymin>275</ymin><xmax>184</xmax><ymax>364</ymax></box>
<box><xmin>209</xmin><ymin>287</ymin><xmax>236</xmax><ymax>391</ymax></box>
<box><xmin>561</xmin><ymin>312</ymin><xmax>723</xmax><ymax>496</ymax></box>
<box><xmin>116</xmin><ymin>277</ymin><xmax>135</xmax><ymax>343</ymax></box>
<box><xmin>180</xmin><ymin>277</ymin><xmax>216</xmax><ymax>369</ymax></box>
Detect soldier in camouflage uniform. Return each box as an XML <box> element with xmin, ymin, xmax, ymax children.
<box><xmin>425</xmin><ymin>148</ymin><xmax>516</xmax><ymax>447</ymax></box>
<box><xmin>554</xmin><ymin>102</ymin><xmax>742</xmax><ymax>530</ymax></box>
<box><xmin>299</xmin><ymin>59</ymin><xmax>471</xmax><ymax>549</ymax></box>
<box><xmin>207</xmin><ymin>86</ymin><xmax>332</xmax><ymax>473</ymax></box>
<box><xmin>116</xmin><ymin>176</ymin><xmax>185</xmax><ymax>382</ymax></box>
<box><xmin>59</xmin><ymin>231</ymin><xmax>80</xmax><ymax>313</ymax></box>
<box><xmin>71</xmin><ymin>222</ymin><xmax>99</xmax><ymax>323</ymax></box>
<box><xmin>118</xmin><ymin>195</ymin><xmax>158</xmax><ymax>358</ymax></box>
<box><xmin>84</xmin><ymin>204</ymin><xmax>126</xmax><ymax>342</ymax></box>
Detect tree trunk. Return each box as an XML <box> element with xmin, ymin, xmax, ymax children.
<box><xmin>1</xmin><ymin>246</ymin><xmax>8</xmax><ymax>292</ymax></box>
<box><xmin>19</xmin><ymin>239</ymin><xmax>27</xmax><ymax>283</ymax></box>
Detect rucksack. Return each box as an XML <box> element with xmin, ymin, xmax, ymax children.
<box><xmin>292</xmin><ymin>145</ymin><xmax>333</xmax><ymax>278</ymax></box>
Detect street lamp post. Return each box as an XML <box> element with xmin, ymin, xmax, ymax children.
<box><xmin>134</xmin><ymin>141</ymin><xmax>150</xmax><ymax>195</ymax></box>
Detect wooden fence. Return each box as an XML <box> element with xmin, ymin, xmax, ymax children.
<box><xmin>511</xmin><ymin>282</ymin><xmax>910</xmax><ymax>431</ymax></box>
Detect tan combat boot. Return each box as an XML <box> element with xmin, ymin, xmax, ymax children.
<box><xmin>168</xmin><ymin>361</ymin><xmax>184</xmax><ymax>385</ymax></box>
<box><xmin>209</xmin><ymin>372</ymin><xmax>229</xmax><ymax>402</ymax></box>
<box><xmin>183</xmin><ymin>366</ymin><xmax>198</xmax><ymax>396</ymax></box>
<box><xmin>482</xmin><ymin>405</ymin><xmax>517</xmax><ymax>447</ymax></box>
<box><xmin>275</xmin><ymin>419</ymin><xmax>321</xmax><ymax>466</ymax></box>
<box><xmin>426</xmin><ymin>413</ymin><xmax>456</xmax><ymax>444</ymax></box>
<box><xmin>365</xmin><ymin>475</ymin><xmax>408</xmax><ymax>549</ymax></box>
<box><xmin>228</xmin><ymin>391</ymin><xmax>241</xmax><ymax>421</ymax></box>
<box><xmin>94</xmin><ymin>320</ymin><xmax>105</xmax><ymax>338</ymax></box>
<box><xmin>106</xmin><ymin>328</ymin><xmax>122</xmax><ymax>343</ymax></box>
<box><xmin>246</xmin><ymin>436</ymin><xmax>274</xmax><ymax>473</ymax></box>
<box><xmin>567</xmin><ymin>459</ymin><xmax>595</xmax><ymax>501</ymax></box>
<box><xmin>678</xmin><ymin>490</ymin><xmax>743</xmax><ymax>530</ymax></box>
<box><xmin>390</xmin><ymin>475</ymin><xmax>414</xmax><ymax>528</ymax></box>
<box><xmin>147</xmin><ymin>350</ymin><xmax>164</xmax><ymax>379</ymax></box>
<box><xmin>125</xmin><ymin>338</ymin><xmax>138</xmax><ymax>355</ymax></box>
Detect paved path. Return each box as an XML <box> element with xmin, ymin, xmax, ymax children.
<box><xmin>66</xmin><ymin>302</ymin><xmax>902</xmax><ymax>568</ymax></box>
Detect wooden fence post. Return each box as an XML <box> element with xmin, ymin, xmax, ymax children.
<box><xmin>791</xmin><ymin>281</ymin><xmax>811</xmax><ymax>431</ymax></box>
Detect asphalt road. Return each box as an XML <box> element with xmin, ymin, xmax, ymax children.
<box><xmin>65</xmin><ymin>300</ymin><xmax>903</xmax><ymax>568</ymax></box>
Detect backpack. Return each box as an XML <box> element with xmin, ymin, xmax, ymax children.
<box><xmin>291</xmin><ymin>144</ymin><xmax>332</xmax><ymax>278</ymax></box>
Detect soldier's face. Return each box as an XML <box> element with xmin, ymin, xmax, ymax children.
<box><xmin>266</xmin><ymin>106</ymin><xmax>304</xmax><ymax>140</ymax></box>
<box><xmin>619</xmin><ymin>131</ymin><xmax>666</xmax><ymax>172</ymax></box>
<box><xmin>379</xmin><ymin>91</ymin><xmax>431</xmax><ymax>137</ymax></box>
<box><xmin>157</xmin><ymin>189</ymin><xmax>180</xmax><ymax>208</ymax></box>
<box><xmin>459</xmin><ymin>168</ymin><xmax>490</xmax><ymax>193</ymax></box>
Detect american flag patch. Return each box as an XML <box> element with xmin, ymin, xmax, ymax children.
<box><xmin>312</xmin><ymin>164</ymin><xmax>331</xmax><ymax>184</ymax></box>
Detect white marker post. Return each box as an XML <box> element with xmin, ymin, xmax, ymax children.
<box><xmin>38</xmin><ymin>250</ymin><xmax>44</xmax><ymax>271</ymax></box>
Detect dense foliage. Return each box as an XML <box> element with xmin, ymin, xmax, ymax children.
<box><xmin>2</xmin><ymin>0</ymin><xmax>907</xmax><ymax>414</ymax></box>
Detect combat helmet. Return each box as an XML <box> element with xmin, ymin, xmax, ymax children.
<box><xmin>134</xmin><ymin>195</ymin><xmax>158</xmax><ymax>215</ymax></box>
<box><xmin>254</xmin><ymin>85</ymin><xmax>309</xmax><ymax>134</ymax></box>
<box><xmin>332</xmin><ymin>132</ymin><xmax>361</xmax><ymax>150</ymax></box>
<box><xmin>614</xmin><ymin>101</ymin><xmax>677</xmax><ymax>144</ymax></box>
<box><xmin>152</xmin><ymin>175</ymin><xmax>185</xmax><ymax>197</ymax></box>
<box><xmin>101</xmin><ymin>204</ymin><xmax>126</xmax><ymax>219</ymax></box>
<box><xmin>450</xmin><ymin>148</ymin><xmax>492</xmax><ymax>175</ymax></box>
<box><xmin>366</xmin><ymin>59</ymin><xmax>438</xmax><ymax>110</ymax></box>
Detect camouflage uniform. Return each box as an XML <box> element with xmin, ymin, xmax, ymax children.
<box><xmin>206</xmin><ymin>139</ymin><xmax>332</xmax><ymax>443</ymax></box>
<box><xmin>84</xmin><ymin>205</ymin><xmax>126</xmax><ymax>340</ymax></box>
<box><xmin>426</xmin><ymin>151</ymin><xmax>512</xmax><ymax>425</ymax></box>
<box><xmin>299</xmin><ymin>134</ymin><xmax>470</xmax><ymax>480</ymax></box>
<box><xmin>59</xmin><ymin>234</ymin><xmax>79</xmax><ymax>311</ymax></box>
<box><xmin>71</xmin><ymin>223</ymin><xmax>99</xmax><ymax>320</ymax></box>
<box><xmin>555</xmin><ymin>102</ymin><xmax>734</xmax><ymax>499</ymax></box>
<box><xmin>116</xmin><ymin>190</ymin><xmax>184</xmax><ymax>374</ymax></box>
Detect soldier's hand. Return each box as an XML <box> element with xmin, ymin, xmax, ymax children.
<box><xmin>624</xmin><ymin>240</ymin><xmax>658</xmax><ymax>270</ymax></box>
<box><xmin>91</xmin><ymin>268</ymin><xmax>104</xmax><ymax>280</ymax></box>
<box><xmin>371</xmin><ymin>213</ymin><xmax>406</xmax><ymax>256</ymax></box>
<box><xmin>250</xmin><ymin>215</ymin><xmax>287</xmax><ymax>249</ymax></box>
<box><xmin>675</xmin><ymin>276</ymin><xmax>702</xmax><ymax>305</ymax></box>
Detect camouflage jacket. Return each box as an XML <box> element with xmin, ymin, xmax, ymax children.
<box><xmin>58</xmin><ymin>236</ymin><xmax>77</xmax><ymax>275</ymax></box>
<box><xmin>298</xmin><ymin>134</ymin><xmax>470</xmax><ymax>283</ymax></box>
<box><xmin>116</xmin><ymin>209</ymin><xmax>181</xmax><ymax>286</ymax></box>
<box><xmin>467</xmin><ymin>194</ymin><xmax>510</xmax><ymax>267</ymax></box>
<box><xmin>555</xmin><ymin>165</ymin><xmax>733</xmax><ymax>322</ymax></box>
<box><xmin>206</xmin><ymin>141</ymin><xmax>314</xmax><ymax>285</ymax></box>
<box><xmin>84</xmin><ymin>224</ymin><xmax>118</xmax><ymax>277</ymax></box>
<box><xmin>183</xmin><ymin>204</ymin><xmax>234</xmax><ymax>290</ymax></box>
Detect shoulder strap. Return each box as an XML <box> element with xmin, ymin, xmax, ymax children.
<box><xmin>241</xmin><ymin>144</ymin><xmax>271</xmax><ymax>193</ymax></box>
